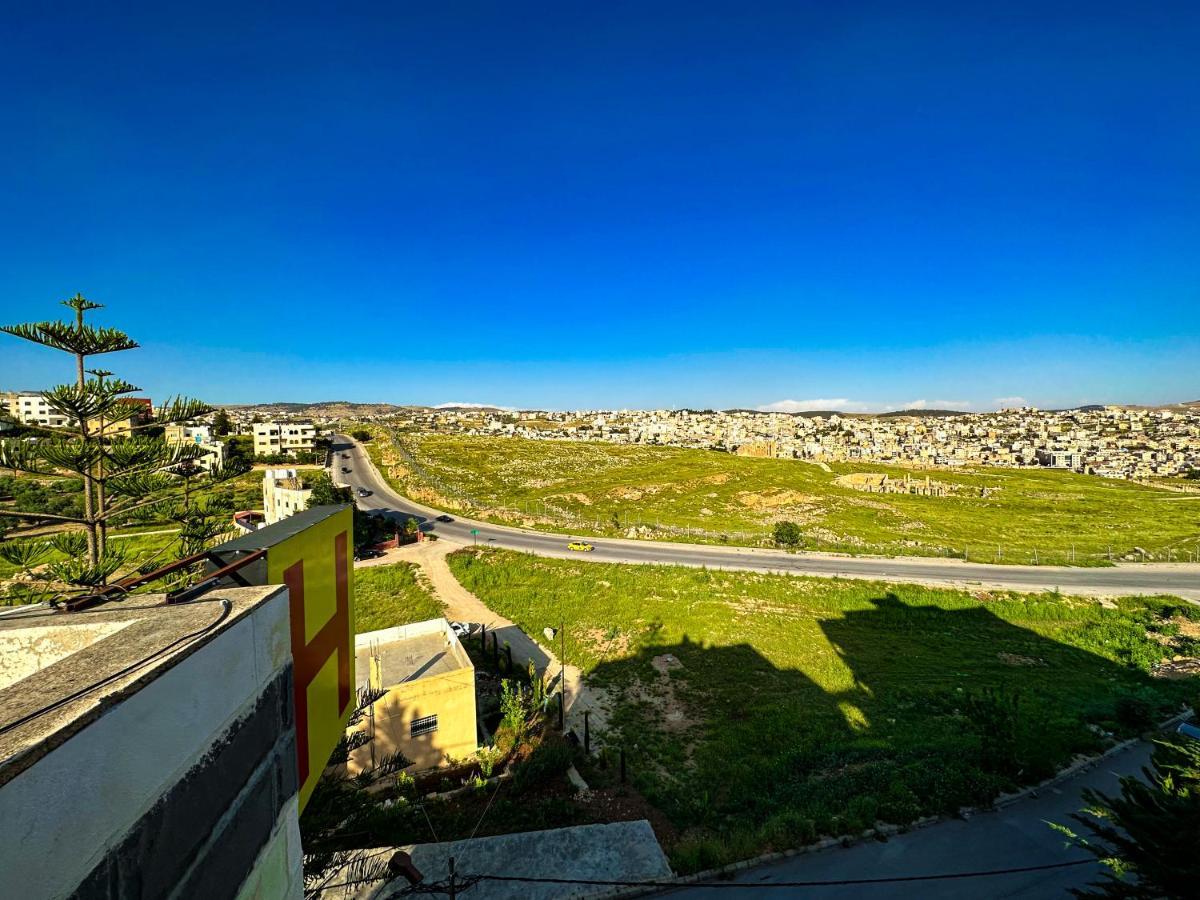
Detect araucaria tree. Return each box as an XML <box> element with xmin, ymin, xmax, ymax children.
<box><xmin>1052</xmin><ymin>735</ymin><xmax>1200</xmax><ymax>898</ymax></box>
<box><xmin>0</xmin><ymin>294</ymin><xmax>247</xmax><ymax>603</ymax></box>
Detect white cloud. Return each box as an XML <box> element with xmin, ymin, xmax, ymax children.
<box><xmin>433</xmin><ymin>401</ymin><xmax>513</xmax><ymax>410</ymax></box>
<box><xmin>992</xmin><ymin>396</ymin><xmax>1026</xmax><ymax>408</ymax></box>
<box><xmin>757</xmin><ymin>398</ymin><xmax>873</xmax><ymax>413</ymax></box>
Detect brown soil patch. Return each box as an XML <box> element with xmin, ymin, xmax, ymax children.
<box><xmin>651</xmin><ymin>653</ymin><xmax>684</xmax><ymax>675</ymax></box>
<box><xmin>609</xmin><ymin>486</ymin><xmax>644</xmax><ymax>501</ymax></box>
<box><xmin>550</xmin><ymin>491</ymin><xmax>593</xmax><ymax>506</ymax></box>
<box><xmin>1175</xmin><ymin>618</ymin><xmax>1200</xmax><ymax>639</ymax></box>
<box><xmin>735</xmin><ymin>489</ymin><xmax>816</xmax><ymax>510</ymax></box>
<box><xmin>584</xmin><ymin>626</ymin><xmax>632</xmax><ymax>659</ymax></box>
<box><xmin>574</xmin><ymin>785</ymin><xmax>678</xmax><ymax>847</ymax></box>
<box><xmin>1153</xmin><ymin>657</ymin><xmax>1200</xmax><ymax>679</ymax></box>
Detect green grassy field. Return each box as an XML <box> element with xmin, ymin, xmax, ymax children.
<box><xmin>365</xmin><ymin>431</ymin><xmax>1200</xmax><ymax>564</ymax></box>
<box><xmin>448</xmin><ymin>548</ymin><xmax>1200</xmax><ymax>870</ymax></box>
<box><xmin>354</xmin><ymin>561</ymin><xmax>443</xmax><ymax>633</ymax></box>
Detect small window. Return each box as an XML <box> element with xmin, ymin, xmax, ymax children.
<box><xmin>410</xmin><ymin>714</ymin><xmax>438</xmax><ymax>737</ymax></box>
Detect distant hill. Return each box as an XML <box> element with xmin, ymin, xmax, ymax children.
<box><xmin>224</xmin><ymin>401</ymin><xmax>414</xmax><ymax>417</ymax></box>
<box><xmin>876</xmin><ymin>408</ymin><xmax>968</xmax><ymax>418</ymax></box>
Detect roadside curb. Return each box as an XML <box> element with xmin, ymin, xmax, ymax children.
<box><xmin>580</xmin><ymin>712</ymin><xmax>1194</xmax><ymax>899</ymax></box>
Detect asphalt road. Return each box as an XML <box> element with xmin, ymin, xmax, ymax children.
<box><xmin>665</xmin><ymin>741</ymin><xmax>1153</xmax><ymax>899</ymax></box>
<box><xmin>330</xmin><ymin>435</ymin><xmax>1200</xmax><ymax>601</ymax></box>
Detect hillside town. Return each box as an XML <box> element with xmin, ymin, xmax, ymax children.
<box><xmin>6</xmin><ymin>388</ymin><xmax>1198</xmax><ymax>481</ymax></box>
<box><xmin>376</xmin><ymin>403</ymin><xmax>1200</xmax><ymax>481</ymax></box>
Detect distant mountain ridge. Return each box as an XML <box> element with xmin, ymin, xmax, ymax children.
<box><xmin>220</xmin><ymin>399</ymin><xmax>1200</xmax><ymax>417</ymax></box>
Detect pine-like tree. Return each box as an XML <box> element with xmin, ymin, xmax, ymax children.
<box><xmin>0</xmin><ymin>293</ymin><xmax>248</xmax><ymax>604</ymax></box>
<box><xmin>1052</xmin><ymin>735</ymin><xmax>1200</xmax><ymax>898</ymax></box>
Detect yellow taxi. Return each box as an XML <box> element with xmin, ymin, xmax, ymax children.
<box><xmin>567</xmin><ymin>540</ymin><xmax>594</xmax><ymax>552</ymax></box>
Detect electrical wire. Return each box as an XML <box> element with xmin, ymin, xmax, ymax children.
<box><xmin>0</xmin><ymin>593</ymin><xmax>232</xmax><ymax>622</ymax></box>
<box><xmin>0</xmin><ymin>599</ymin><xmax>233</xmax><ymax>741</ymax></box>
<box><xmin>476</xmin><ymin>857</ymin><xmax>1096</xmax><ymax>889</ymax></box>
<box><xmin>316</xmin><ymin>857</ymin><xmax>1096</xmax><ymax>896</ymax></box>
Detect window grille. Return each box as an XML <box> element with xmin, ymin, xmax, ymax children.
<box><xmin>410</xmin><ymin>714</ymin><xmax>438</xmax><ymax>737</ymax></box>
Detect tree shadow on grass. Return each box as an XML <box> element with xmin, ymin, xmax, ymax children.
<box><xmin>586</xmin><ymin>592</ymin><xmax>1194</xmax><ymax>868</ymax></box>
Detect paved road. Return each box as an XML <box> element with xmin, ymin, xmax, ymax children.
<box><xmin>665</xmin><ymin>741</ymin><xmax>1152</xmax><ymax>899</ymax></box>
<box><xmin>331</xmin><ymin>436</ymin><xmax>1200</xmax><ymax>601</ymax></box>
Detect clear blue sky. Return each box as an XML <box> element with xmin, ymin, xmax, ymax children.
<box><xmin>1</xmin><ymin>2</ymin><xmax>1196</xmax><ymax>411</ymax></box>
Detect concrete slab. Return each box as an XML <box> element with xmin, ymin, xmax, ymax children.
<box><xmin>330</xmin><ymin>820</ymin><xmax>672</xmax><ymax>900</ymax></box>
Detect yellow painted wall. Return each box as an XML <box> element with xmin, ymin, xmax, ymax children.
<box><xmin>350</xmin><ymin>665</ymin><xmax>477</xmax><ymax>773</ymax></box>
<box><xmin>264</xmin><ymin>506</ymin><xmax>355</xmax><ymax>811</ymax></box>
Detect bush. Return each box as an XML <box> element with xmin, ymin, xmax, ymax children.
<box><xmin>773</xmin><ymin>520</ymin><xmax>802</xmax><ymax>547</ymax></box>
<box><xmin>1115</xmin><ymin>694</ymin><xmax>1156</xmax><ymax>733</ymax></box>
<box><xmin>511</xmin><ymin>736</ymin><xmax>574</xmax><ymax>795</ymax></box>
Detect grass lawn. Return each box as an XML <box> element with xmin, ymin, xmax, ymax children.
<box><xmin>354</xmin><ymin>561</ymin><xmax>443</xmax><ymax>633</ymax></box>
<box><xmin>448</xmin><ymin>548</ymin><xmax>1200</xmax><ymax>871</ymax></box>
<box><xmin>362</xmin><ymin>431</ymin><xmax>1200</xmax><ymax>565</ymax></box>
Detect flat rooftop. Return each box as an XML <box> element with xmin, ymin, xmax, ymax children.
<box><xmin>0</xmin><ymin>585</ymin><xmax>284</xmax><ymax>786</ymax></box>
<box><xmin>355</xmin><ymin>619</ymin><xmax>472</xmax><ymax>687</ymax></box>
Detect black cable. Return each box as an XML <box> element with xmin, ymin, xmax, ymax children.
<box><xmin>474</xmin><ymin>857</ymin><xmax>1095</xmax><ymax>889</ymax></box>
<box><xmin>0</xmin><ymin>599</ymin><xmax>233</xmax><ymax>740</ymax></box>
<box><xmin>316</xmin><ymin>855</ymin><xmax>1095</xmax><ymax>895</ymax></box>
<box><xmin>0</xmin><ymin>593</ymin><xmax>232</xmax><ymax>623</ymax></box>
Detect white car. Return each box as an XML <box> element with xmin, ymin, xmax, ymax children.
<box><xmin>449</xmin><ymin>621</ymin><xmax>472</xmax><ymax>640</ymax></box>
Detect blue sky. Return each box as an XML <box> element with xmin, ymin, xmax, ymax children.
<box><xmin>1</xmin><ymin>2</ymin><xmax>1197</xmax><ymax>411</ymax></box>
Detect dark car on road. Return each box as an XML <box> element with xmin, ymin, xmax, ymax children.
<box><xmin>357</xmin><ymin>488</ymin><xmax>371</xmax><ymax>497</ymax></box>
<box><xmin>436</xmin><ymin>514</ymin><xmax>453</xmax><ymax>523</ymax></box>
<box><xmin>341</xmin><ymin>466</ymin><xmax>351</xmax><ymax>473</ymax></box>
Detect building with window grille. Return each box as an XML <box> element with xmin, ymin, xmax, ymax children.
<box><xmin>350</xmin><ymin>619</ymin><xmax>478</xmax><ymax>773</ymax></box>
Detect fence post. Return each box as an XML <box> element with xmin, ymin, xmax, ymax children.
<box><xmin>492</xmin><ymin>632</ymin><xmax>499</xmax><ymax>668</ymax></box>
<box><xmin>558</xmin><ymin>691</ymin><xmax>565</xmax><ymax>730</ymax></box>
<box><xmin>479</xmin><ymin>623</ymin><xmax>486</xmax><ymax>652</ymax></box>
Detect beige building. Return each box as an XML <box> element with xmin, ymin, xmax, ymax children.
<box><xmin>262</xmin><ymin>468</ymin><xmax>313</xmax><ymax>524</ymax></box>
<box><xmin>164</xmin><ymin>423</ymin><xmax>227</xmax><ymax>471</ymax></box>
<box><xmin>253</xmin><ymin>421</ymin><xmax>317</xmax><ymax>457</ymax></box>
<box><xmin>349</xmin><ymin>620</ymin><xmax>478</xmax><ymax>774</ymax></box>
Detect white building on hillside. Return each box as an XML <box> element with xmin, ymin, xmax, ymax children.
<box><xmin>253</xmin><ymin>421</ymin><xmax>317</xmax><ymax>457</ymax></box>
<box><xmin>262</xmin><ymin>468</ymin><xmax>313</xmax><ymax>524</ymax></box>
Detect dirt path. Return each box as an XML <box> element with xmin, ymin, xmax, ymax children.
<box><xmin>376</xmin><ymin>540</ymin><xmax>613</xmax><ymax>744</ymax></box>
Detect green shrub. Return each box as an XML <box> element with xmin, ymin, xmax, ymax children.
<box><xmin>773</xmin><ymin>520</ymin><xmax>802</xmax><ymax>547</ymax></box>
<box><xmin>1115</xmin><ymin>694</ymin><xmax>1156</xmax><ymax>733</ymax></box>
<box><xmin>511</xmin><ymin>737</ymin><xmax>574</xmax><ymax>795</ymax></box>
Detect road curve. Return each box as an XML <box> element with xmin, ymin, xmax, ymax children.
<box><xmin>331</xmin><ymin>435</ymin><xmax>1200</xmax><ymax>601</ymax></box>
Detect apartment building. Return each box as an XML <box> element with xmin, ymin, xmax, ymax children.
<box><xmin>5</xmin><ymin>392</ymin><xmax>152</xmax><ymax>434</ymax></box>
<box><xmin>253</xmin><ymin>421</ymin><xmax>317</xmax><ymax>457</ymax></box>
<box><xmin>164</xmin><ymin>423</ymin><xmax>228</xmax><ymax>471</ymax></box>
<box><xmin>5</xmin><ymin>392</ymin><xmax>71</xmax><ymax>428</ymax></box>
<box><xmin>262</xmin><ymin>468</ymin><xmax>313</xmax><ymax>524</ymax></box>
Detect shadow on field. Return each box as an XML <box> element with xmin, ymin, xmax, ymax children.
<box><xmin>587</xmin><ymin>592</ymin><xmax>1188</xmax><ymax>868</ymax></box>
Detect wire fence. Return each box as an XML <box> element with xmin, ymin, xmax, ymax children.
<box><xmin>372</xmin><ymin>429</ymin><xmax>1200</xmax><ymax>566</ymax></box>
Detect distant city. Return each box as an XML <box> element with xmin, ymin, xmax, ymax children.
<box><xmin>47</xmin><ymin>395</ymin><xmax>1190</xmax><ymax>483</ymax></box>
